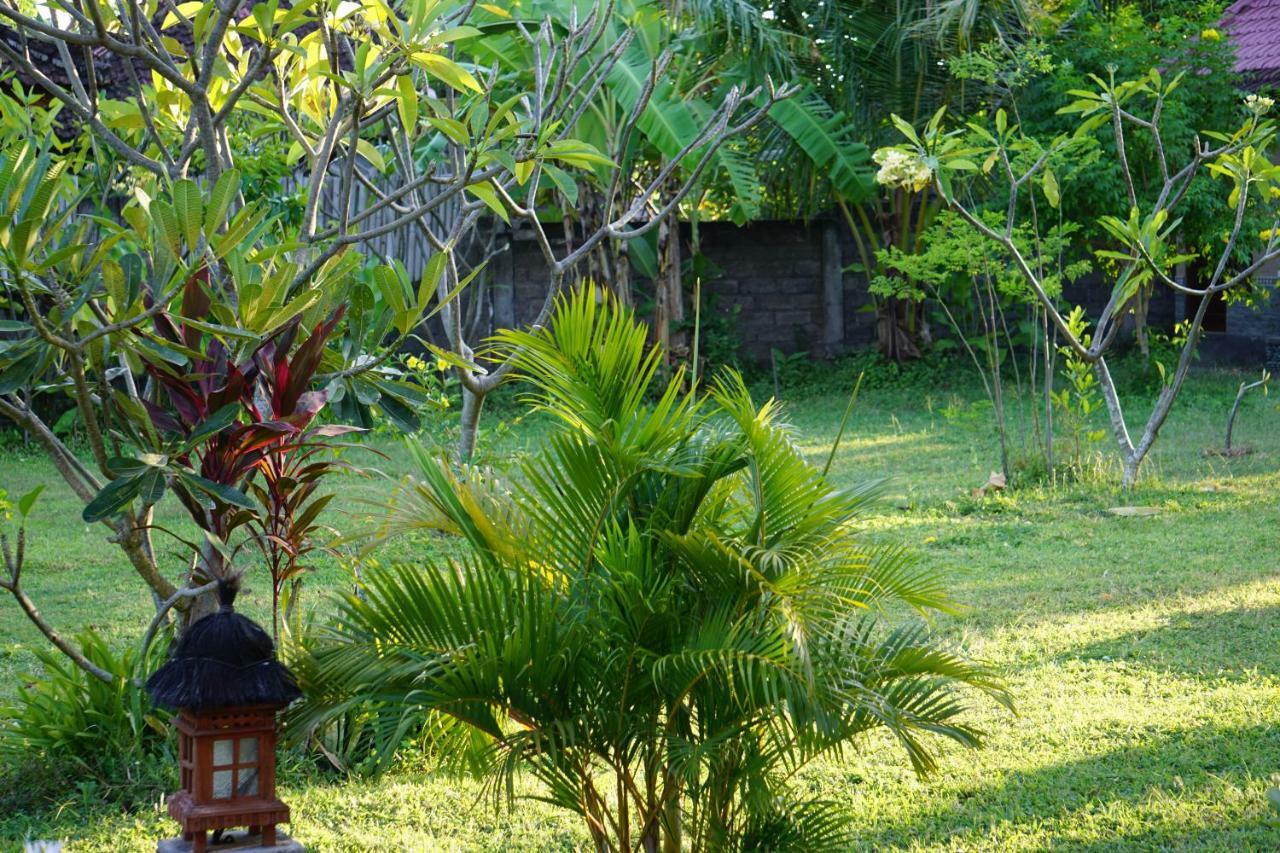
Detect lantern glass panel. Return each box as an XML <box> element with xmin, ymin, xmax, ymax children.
<box><xmin>239</xmin><ymin>736</ymin><xmax>258</xmax><ymax>763</ymax></box>
<box><xmin>212</xmin><ymin>769</ymin><xmax>234</xmax><ymax>798</ymax></box>
<box><xmin>238</xmin><ymin>767</ymin><xmax>260</xmax><ymax>797</ymax></box>
<box><xmin>213</xmin><ymin>738</ymin><xmax>234</xmax><ymax>766</ymax></box>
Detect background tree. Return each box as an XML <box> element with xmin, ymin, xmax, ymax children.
<box><xmin>755</xmin><ymin>0</ymin><xmax>1055</xmax><ymax>360</ymax></box>
<box><xmin>424</xmin><ymin>3</ymin><xmax>794</xmax><ymax>461</ymax></box>
<box><xmin>880</xmin><ymin>74</ymin><xmax>1280</xmax><ymax>487</ymax></box>
<box><xmin>1007</xmin><ymin>1</ymin><xmax>1248</xmax><ymax>358</ymax></box>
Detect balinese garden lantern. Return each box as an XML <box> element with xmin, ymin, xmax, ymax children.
<box><xmin>146</xmin><ymin>579</ymin><xmax>303</xmax><ymax>852</ymax></box>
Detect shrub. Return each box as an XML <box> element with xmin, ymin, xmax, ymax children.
<box><xmin>0</xmin><ymin>631</ymin><xmax>172</xmax><ymax>810</ymax></box>
<box><xmin>293</xmin><ymin>289</ymin><xmax>1009</xmax><ymax>851</ymax></box>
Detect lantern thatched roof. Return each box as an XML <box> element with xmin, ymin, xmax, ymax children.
<box><xmin>146</xmin><ymin>579</ymin><xmax>301</xmax><ymax>712</ymax></box>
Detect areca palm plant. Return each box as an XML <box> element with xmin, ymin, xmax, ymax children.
<box><xmin>292</xmin><ymin>288</ymin><xmax>1008</xmax><ymax>850</ymax></box>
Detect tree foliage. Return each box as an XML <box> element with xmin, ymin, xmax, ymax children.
<box><xmin>879</xmin><ymin>69</ymin><xmax>1280</xmax><ymax>486</ymax></box>
<box><xmin>0</xmin><ymin>0</ymin><xmax>780</xmax><ymax>668</ymax></box>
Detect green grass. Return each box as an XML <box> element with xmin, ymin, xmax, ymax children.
<box><xmin>4</xmin><ymin>366</ymin><xmax>1280</xmax><ymax>850</ymax></box>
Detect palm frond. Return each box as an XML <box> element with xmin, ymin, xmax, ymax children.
<box><xmin>293</xmin><ymin>288</ymin><xmax>1008</xmax><ymax>848</ymax></box>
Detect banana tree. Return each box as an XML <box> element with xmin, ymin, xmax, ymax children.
<box><xmin>756</xmin><ymin>0</ymin><xmax>1051</xmax><ymax>359</ymax></box>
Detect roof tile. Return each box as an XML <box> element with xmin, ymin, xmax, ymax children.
<box><xmin>1223</xmin><ymin>0</ymin><xmax>1280</xmax><ymax>83</ymax></box>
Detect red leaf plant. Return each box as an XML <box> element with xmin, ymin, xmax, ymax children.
<box><xmin>130</xmin><ymin>272</ymin><xmax>367</xmax><ymax>636</ymax></box>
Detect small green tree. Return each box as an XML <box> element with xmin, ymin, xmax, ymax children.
<box><xmin>879</xmin><ymin>75</ymin><xmax>1280</xmax><ymax>487</ymax></box>
<box><xmin>873</xmin><ymin>209</ymin><xmax>1091</xmax><ymax>479</ymax></box>
<box><xmin>292</xmin><ymin>288</ymin><xmax>1009</xmax><ymax>851</ymax></box>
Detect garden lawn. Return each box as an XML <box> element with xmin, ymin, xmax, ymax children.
<box><xmin>2</xmin><ymin>366</ymin><xmax>1280</xmax><ymax>850</ymax></box>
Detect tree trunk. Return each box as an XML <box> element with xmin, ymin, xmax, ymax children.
<box><xmin>614</xmin><ymin>238</ymin><xmax>632</xmax><ymax>307</ymax></box>
<box><xmin>655</xmin><ymin>211</ymin><xmax>685</xmax><ymax>359</ymax></box>
<box><xmin>1134</xmin><ymin>285</ymin><xmax>1150</xmax><ymax>358</ymax></box>
<box><xmin>1224</xmin><ymin>376</ymin><xmax>1267</xmax><ymax>452</ymax></box>
<box><xmin>456</xmin><ymin>384</ymin><xmax>485</xmax><ymax>464</ymax></box>
<box><xmin>493</xmin><ymin>256</ymin><xmax>516</xmax><ymax>332</ymax></box>
<box><xmin>1225</xmin><ymin>383</ymin><xmax>1246</xmax><ymax>452</ymax></box>
<box><xmin>876</xmin><ymin>297</ymin><xmax>922</xmax><ymax>361</ymax></box>
<box><xmin>1121</xmin><ymin>453</ymin><xmax>1141</xmax><ymax>490</ymax></box>
<box><xmin>183</xmin><ymin>540</ymin><xmax>225</xmax><ymax>629</ymax></box>
<box><xmin>1042</xmin><ymin>312</ymin><xmax>1055</xmax><ymax>475</ymax></box>
<box><xmin>981</xmin><ymin>280</ymin><xmax>1009</xmax><ymax>480</ymax></box>
<box><xmin>184</xmin><ymin>586</ymin><xmax>220</xmax><ymax>627</ymax></box>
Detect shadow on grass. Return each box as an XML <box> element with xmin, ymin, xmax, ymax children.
<box><xmin>849</xmin><ymin>723</ymin><xmax>1280</xmax><ymax>850</ymax></box>
<box><xmin>1063</xmin><ymin>603</ymin><xmax>1280</xmax><ymax>682</ymax></box>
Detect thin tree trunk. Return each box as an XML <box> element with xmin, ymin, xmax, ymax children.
<box><xmin>1120</xmin><ymin>287</ymin><xmax>1216</xmax><ymax>487</ymax></box>
<box><xmin>655</xmin><ymin>209</ymin><xmax>685</xmax><ymax>358</ymax></box>
<box><xmin>1094</xmin><ymin>357</ymin><xmax>1138</xmax><ymax>487</ymax></box>
<box><xmin>1224</xmin><ymin>378</ymin><xmax>1265</xmax><ymax>452</ymax></box>
<box><xmin>184</xmin><ymin>539</ymin><xmax>224</xmax><ymax>628</ymax></box>
<box><xmin>457</xmin><ymin>384</ymin><xmax>485</xmax><ymax>464</ymax></box>
<box><xmin>1043</xmin><ymin>311</ymin><xmax>1055</xmax><ymax>475</ymax></box>
<box><xmin>983</xmin><ymin>279</ymin><xmax>1009</xmax><ymax>479</ymax></box>
<box><xmin>615</xmin><ymin>239</ymin><xmax>632</xmax><ymax>307</ymax></box>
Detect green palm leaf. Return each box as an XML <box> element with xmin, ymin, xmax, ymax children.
<box><xmin>294</xmin><ymin>287</ymin><xmax>1009</xmax><ymax>850</ymax></box>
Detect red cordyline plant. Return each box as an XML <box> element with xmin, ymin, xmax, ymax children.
<box><xmin>88</xmin><ymin>271</ymin><xmax>365</xmax><ymax>634</ymax></box>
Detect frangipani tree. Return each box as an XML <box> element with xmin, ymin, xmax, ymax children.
<box><xmin>0</xmin><ymin>0</ymin><xmax>783</xmax><ymax>675</ymax></box>
<box><xmin>878</xmin><ymin>73</ymin><xmax>1280</xmax><ymax>487</ymax></box>
<box><xmin>417</xmin><ymin>4</ymin><xmax>793</xmax><ymax>460</ymax></box>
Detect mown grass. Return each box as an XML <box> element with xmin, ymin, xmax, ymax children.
<box><xmin>3</xmin><ymin>363</ymin><xmax>1280</xmax><ymax>850</ymax></box>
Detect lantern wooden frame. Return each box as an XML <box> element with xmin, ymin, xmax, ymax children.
<box><xmin>168</xmin><ymin>705</ymin><xmax>290</xmax><ymax>852</ymax></box>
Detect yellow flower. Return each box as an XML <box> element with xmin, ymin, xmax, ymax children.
<box><xmin>436</xmin><ymin>358</ymin><xmax>451</xmax><ymax>372</ymax></box>
<box><xmin>1246</xmin><ymin>93</ymin><xmax>1275</xmax><ymax>116</ymax></box>
<box><xmin>873</xmin><ymin>147</ymin><xmax>933</xmax><ymax>192</ymax></box>
<box><xmin>1201</xmin><ymin>27</ymin><xmax>1221</xmax><ymax>42</ymax></box>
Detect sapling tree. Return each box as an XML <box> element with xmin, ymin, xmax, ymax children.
<box><xmin>873</xmin><ymin>209</ymin><xmax>1092</xmax><ymax>479</ymax></box>
<box><xmin>1222</xmin><ymin>369</ymin><xmax>1270</xmax><ymax>455</ymax></box>
<box><xmin>423</xmin><ymin>11</ymin><xmax>793</xmax><ymax>460</ymax></box>
<box><xmin>878</xmin><ymin>74</ymin><xmax>1280</xmax><ymax>487</ymax></box>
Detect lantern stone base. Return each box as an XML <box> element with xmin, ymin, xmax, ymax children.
<box><xmin>157</xmin><ymin>829</ymin><xmax>303</xmax><ymax>852</ymax></box>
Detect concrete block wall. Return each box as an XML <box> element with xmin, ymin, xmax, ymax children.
<box><xmin>490</xmin><ymin>219</ymin><xmax>1278</xmax><ymax>366</ymax></box>
<box><xmin>1225</xmin><ymin>271</ymin><xmax>1280</xmax><ymax>366</ymax></box>
<box><xmin>503</xmin><ymin>219</ymin><xmax>875</xmax><ymax>362</ymax></box>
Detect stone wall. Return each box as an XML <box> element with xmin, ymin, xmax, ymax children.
<box><xmin>486</xmin><ymin>219</ymin><xmax>1277</xmax><ymax>366</ymax></box>
<box><xmin>1223</xmin><ymin>270</ymin><xmax>1280</xmax><ymax>366</ymax></box>
<box><xmin>501</xmin><ymin>219</ymin><xmax>874</xmax><ymax>361</ymax></box>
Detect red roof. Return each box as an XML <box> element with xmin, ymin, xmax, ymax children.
<box><xmin>1223</xmin><ymin>0</ymin><xmax>1280</xmax><ymax>85</ymax></box>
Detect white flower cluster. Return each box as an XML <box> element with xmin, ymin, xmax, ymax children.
<box><xmin>873</xmin><ymin>148</ymin><xmax>933</xmax><ymax>191</ymax></box>
<box><xmin>1245</xmin><ymin>93</ymin><xmax>1275</xmax><ymax>116</ymax></box>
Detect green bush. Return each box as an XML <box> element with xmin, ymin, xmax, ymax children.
<box><xmin>293</xmin><ymin>289</ymin><xmax>1009</xmax><ymax>851</ymax></box>
<box><xmin>744</xmin><ymin>347</ymin><xmax>965</xmax><ymax>401</ymax></box>
<box><xmin>0</xmin><ymin>631</ymin><xmax>173</xmax><ymax>810</ymax></box>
